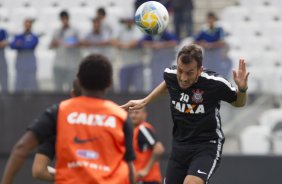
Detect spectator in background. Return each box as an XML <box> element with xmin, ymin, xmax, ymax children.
<box><xmin>96</xmin><ymin>7</ymin><xmax>113</xmax><ymax>38</ymax></box>
<box><xmin>194</xmin><ymin>12</ymin><xmax>227</xmax><ymax>77</ymax></box>
<box><xmin>141</xmin><ymin>30</ymin><xmax>178</xmax><ymax>88</ymax></box>
<box><xmin>0</xmin><ymin>27</ymin><xmax>9</xmax><ymax>92</ymax></box>
<box><xmin>50</xmin><ymin>10</ymin><xmax>81</xmax><ymax>92</ymax></box>
<box><xmin>10</xmin><ymin>18</ymin><xmax>39</xmax><ymax>92</ymax></box>
<box><xmin>112</xmin><ymin>16</ymin><xmax>144</xmax><ymax>92</ymax></box>
<box><xmin>172</xmin><ymin>0</ymin><xmax>194</xmax><ymax>39</ymax></box>
<box><xmin>80</xmin><ymin>17</ymin><xmax>111</xmax><ymax>56</ymax></box>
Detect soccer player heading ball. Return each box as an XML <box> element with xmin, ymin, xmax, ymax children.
<box><xmin>122</xmin><ymin>44</ymin><xmax>249</xmax><ymax>184</ymax></box>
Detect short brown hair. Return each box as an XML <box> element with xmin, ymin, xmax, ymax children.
<box><xmin>177</xmin><ymin>44</ymin><xmax>203</xmax><ymax>68</ymax></box>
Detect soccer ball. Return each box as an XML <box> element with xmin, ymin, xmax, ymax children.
<box><xmin>135</xmin><ymin>1</ymin><xmax>169</xmax><ymax>35</ymax></box>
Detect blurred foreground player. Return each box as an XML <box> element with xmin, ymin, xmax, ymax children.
<box><xmin>122</xmin><ymin>44</ymin><xmax>249</xmax><ymax>184</ymax></box>
<box><xmin>1</xmin><ymin>54</ymin><xmax>135</xmax><ymax>184</ymax></box>
<box><xmin>32</xmin><ymin>79</ymin><xmax>82</xmax><ymax>181</ymax></box>
<box><xmin>129</xmin><ymin>108</ymin><xmax>164</xmax><ymax>184</ymax></box>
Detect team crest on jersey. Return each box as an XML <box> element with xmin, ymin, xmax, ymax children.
<box><xmin>192</xmin><ymin>89</ymin><xmax>204</xmax><ymax>103</ymax></box>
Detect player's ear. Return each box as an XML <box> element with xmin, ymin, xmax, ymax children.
<box><xmin>70</xmin><ymin>90</ymin><xmax>75</xmax><ymax>98</ymax></box>
<box><xmin>198</xmin><ymin>66</ymin><xmax>203</xmax><ymax>73</ymax></box>
<box><xmin>143</xmin><ymin>111</ymin><xmax>148</xmax><ymax>120</ymax></box>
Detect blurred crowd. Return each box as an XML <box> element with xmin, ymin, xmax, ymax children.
<box><xmin>0</xmin><ymin>0</ymin><xmax>233</xmax><ymax>93</ymax></box>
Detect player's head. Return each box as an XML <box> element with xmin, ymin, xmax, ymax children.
<box><xmin>70</xmin><ymin>78</ymin><xmax>82</xmax><ymax>97</ymax></box>
<box><xmin>206</xmin><ymin>11</ymin><xmax>217</xmax><ymax>27</ymax></box>
<box><xmin>176</xmin><ymin>44</ymin><xmax>203</xmax><ymax>90</ymax></box>
<box><xmin>129</xmin><ymin>108</ymin><xmax>147</xmax><ymax>126</ymax></box>
<box><xmin>77</xmin><ymin>54</ymin><xmax>112</xmax><ymax>93</ymax></box>
<box><xmin>24</xmin><ymin>18</ymin><xmax>33</xmax><ymax>32</ymax></box>
<box><xmin>96</xmin><ymin>7</ymin><xmax>106</xmax><ymax>19</ymax></box>
<box><xmin>60</xmin><ymin>10</ymin><xmax>69</xmax><ymax>27</ymax></box>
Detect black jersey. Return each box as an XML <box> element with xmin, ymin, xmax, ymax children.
<box><xmin>164</xmin><ymin>66</ymin><xmax>237</xmax><ymax>144</ymax></box>
<box><xmin>37</xmin><ymin>136</ymin><xmax>55</xmax><ymax>160</ymax></box>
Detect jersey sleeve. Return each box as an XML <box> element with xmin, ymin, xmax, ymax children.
<box><xmin>217</xmin><ymin>79</ymin><xmax>237</xmax><ymax>103</ymax></box>
<box><xmin>137</xmin><ymin>125</ymin><xmax>157</xmax><ymax>151</ymax></box>
<box><xmin>37</xmin><ymin>136</ymin><xmax>56</xmax><ymax>160</ymax></box>
<box><xmin>163</xmin><ymin>65</ymin><xmax>177</xmax><ymax>85</ymax></box>
<box><xmin>123</xmin><ymin>117</ymin><xmax>136</xmax><ymax>161</ymax></box>
<box><xmin>27</xmin><ymin>104</ymin><xmax>58</xmax><ymax>144</ymax></box>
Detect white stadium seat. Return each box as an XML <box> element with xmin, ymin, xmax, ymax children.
<box><xmin>227</xmin><ymin>21</ymin><xmax>259</xmax><ymax>37</ymax></box>
<box><xmin>10</xmin><ymin>6</ymin><xmax>38</xmax><ymax>27</ymax></box>
<box><xmin>225</xmin><ymin>36</ymin><xmax>242</xmax><ymax>50</ymax></box>
<box><xmin>259</xmin><ymin>21</ymin><xmax>282</xmax><ymax>38</ymax></box>
<box><xmin>38</xmin><ymin>6</ymin><xmax>63</xmax><ymax>23</ymax></box>
<box><xmin>259</xmin><ymin>67</ymin><xmax>281</xmax><ymax>94</ymax></box>
<box><xmin>0</xmin><ymin>7</ymin><xmax>9</xmax><ymax>21</ymax></box>
<box><xmin>228</xmin><ymin>49</ymin><xmax>255</xmax><ymax>69</ymax></box>
<box><xmin>250</xmin><ymin>5</ymin><xmax>280</xmax><ymax>22</ymax></box>
<box><xmin>269</xmin><ymin>0</ymin><xmax>282</xmax><ymax>7</ymax></box>
<box><xmin>238</xmin><ymin>0</ymin><xmax>266</xmax><ymax>7</ymax></box>
<box><xmin>240</xmin><ymin>125</ymin><xmax>271</xmax><ymax>155</ymax></box>
<box><xmin>238</xmin><ymin>35</ymin><xmax>270</xmax><ymax>55</ymax></box>
<box><xmin>36</xmin><ymin>0</ymin><xmax>62</xmax><ymax>9</ymax></box>
<box><xmin>271</xmin><ymin>69</ymin><xmax>282</xmax><ymax>96</ymax></box>
<box><xmin>272</xmin><ymin>131</ymin><xmax>282</xmax><ymax>155</ymax></box>
<box><xmin>220</xmin><ymin>6</ymin><xmax>250</xmax><ymax>23</ymax></box>
<box><xmin>251</xmin><ymin>50</ymin><xmax>281</xmax><ymax>67</ymax></box>
<box><xmin>69</xmin><ymin>7</ymin><xmax>94</xmax><ymax>23</ymax></box>
<box><xmin>247</xmin><ymin>67</ymin><xmax>264</xmax><ymax>94</ymax></box>
<box><xmin>259</xmin><ymin>108</ymin><xmax>282</xmax><ymax>129</ymax></box>
<box><xmin>270</xmin><ymin>36</ymin><xmax>282</xmax><ymax>52</ymax></box>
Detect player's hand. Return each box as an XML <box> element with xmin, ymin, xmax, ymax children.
<box><xmin>232</xmin><ymin>59</ymin><xmax>250</xmax><ymax>91</ymax></box>
<box><xmin>120</xmin><ymin>99</ymin><xmax>146</xmax><ymax>111</ymax></box>
<box><xmin>136</xmin><ymin>169</ymin><xmax>149</xmax><ymax>178</ymax></box>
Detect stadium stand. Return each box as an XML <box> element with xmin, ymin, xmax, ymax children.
<box><xmin>240</xmin><ymin>125</ymin><xmax>271</xmax><ymax>154</ymax></box>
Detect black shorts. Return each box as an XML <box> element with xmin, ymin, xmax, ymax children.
<box><xmin>164</xmin><ymin>140</ymin><xmax>223</xmax><ymax>184</ymax></box>
<box><xmin>137</xmin><ymin>182</ymin><xmax>160</xmax><ymax>184</ymax></box>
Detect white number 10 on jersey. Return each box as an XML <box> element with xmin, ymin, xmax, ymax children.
<box><xmin>180</xmin><ymin>93</ymin><xmax>189</xmax><ymax>103</ymax></box>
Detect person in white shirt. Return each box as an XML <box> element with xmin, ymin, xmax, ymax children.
<box><xmin>50</xmin><ymin>10</ymin><xmax>82</xmax><ymax>92</ymax></box>
<box><xmin>112</xmin><ymin>16</ymin><xmax>145</xmax><ymax>92</ymax></box>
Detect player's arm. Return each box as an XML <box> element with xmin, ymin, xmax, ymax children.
<box><xmin>32</xmin><ymin>137</ymin><xmax>56</xmax><ymax>181</ymax></box>
<box><xmin>123</xmin><ymin>117</ymin><xmax>136</xmax><ymax>184</ymax></box>
<box><xmin>49</xmin><ymin>38</ymin><xmax>60</xmax><ymax>49</ymax></box>
<box><xmin>195</xmin><ymin>40</ymin><xmax>225</xmax><ymax>49</ymax></box>
<box><xmin>231</xmin><ymin>59</ymin><xmax>249</xmax><ymax>107</ymax></box>
<box><xmin>32</xmin><ymin>154</ymin><xmax>54</xmax><ymax>181</ymax></box>
<box><xmin>0</xmin><ymin>105</ymin><xmax>57</xmax><ymax>184</ymax></box>
<box><xmin>121</xmin><ymin>81</ymin><xmax>167</xmax><ymax>110</ymax></box>
<box><xmin>49</xmin><ymin>31</ymin><xmax>60</xmax><ymax>49</ymax></box>
<box><xmin>0</xmin><ymin>40</ymin><xmax>8</xmax><ymax>48</ymax></box>
<box><xmin>117</xmin><ymin>39</ymin><xmax>139</xmax><ymax>49</ymax></box>
<box><xmin>0</xmin><ymin>131</ymin><xmax>39</xmax><ymax>184</ymax></box>
<box><xmin>137</xmin><ymin>142</ymin><xmax>165</xmax><ymax>178</ymax></box>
